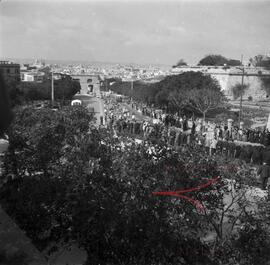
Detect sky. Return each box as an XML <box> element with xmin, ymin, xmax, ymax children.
<box><xmin>0</xmin><ymin>0</ymin><xmax>270</xmax><ymax>65</ymax></box>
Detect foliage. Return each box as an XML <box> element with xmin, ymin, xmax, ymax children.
<box><xmin>110</xmin><ymin>72</ymin><xmax>225</xmax><ymax>117</ymax></box>
<box><xmin>198</xmin><ymin>55</ymin><xmax>241</xmax><ymax>66</ymax></box>
<box><xmin>249</xmin><ymin>55</ymin><xmax>270</xmax><ymax>69</ymax></box>
<box><xmin>0</xmin><ymin>73</ymin><xmax>14</xmax><ymax>135</ymax></box>
<box><xmin>0</xmin><ymin>248</ymin><xmax>29</xmax><ymax>265</ymax></box>
<box><xmin>231</xmin><ymin>83</ymin><xmax>249</xmax><ymax>100</ymax></box>
<box><xmin>260</xmin><ymin>76</ymin><xmax>270</xmax><ymax>96</ymax></box>
<box><xmin>172</xmin><ymin>59</ymin><xmax>188</xmax><ymax>68</ymax></box>
<box><xmin>0</xmin><ymin>106</ymin><xmax>223</xmax><ymax>264</ymax></box>
<box><xmin>4</xmin><ymin>78</ymin><xmax>24</xmax><ymax>107</ymax></box>
<box><xmin>230</xmin><ymin>200</ymin><xmax>270</xmax><ymax>265</ymax></box>
<box><xmin>1</xmin><ymin>105</ymin><xmax>270</xmax><ymax>264</ymax></box>
<box><xmin>186</xmin><ymin>87</ymin><xmax>226</xmax><ymax>121</ymax></box>
<box><xmin>20</xmin><ymin>77</ymin><xmax>80</xmax><ymax>101</ymax></box>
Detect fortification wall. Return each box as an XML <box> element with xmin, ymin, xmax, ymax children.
<box><xmin>211</xmin><ymin>73</ymin><xmax>267</xmax><ymax>100</ymax></box>
<box><xmin>172</xmin><ymin>66</ymin><xmax>270</xmax><ymax>100</ymax></box>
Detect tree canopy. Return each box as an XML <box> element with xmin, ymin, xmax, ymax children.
<box><xmin>249</xmin><ymin>55</ymin><xmax>270</xmax><ymax>69</ymax></box>
<box><xmin>20</xmin><ymin>77</ymin><xmax>81</xmax><ymax>101</ymax></box>
<box><xmin>172</xmin><ymin>59</ymin><xmax>188</xmax><ymax>68</ymax></box>
<box><xmin>231</xmin><ymin>83</ymin><xmax>249</xmax><ymax>100</ymax></box>
<box><xmin>186</xmin><ymin>88</ymin><xmax>226</xmax><ymax>121</ymax></box>
<box><xmin>1</xmin><ymin>105</ymin><xmax>270</xmax><ymax>264</ymax></box>
<box><xmin>0</xmin><ymin>74</ymin><xmax>13</xmax><ymax>135</ymax></box>
<box><xmin>198</xmin><ymin>55</ymin><xmax>241</xmax><ymax>66</ymax></box>
<box><xmin>110</xmin><ymin>71</ymin><xmax>225</xmax><ymax>117</ymax></box>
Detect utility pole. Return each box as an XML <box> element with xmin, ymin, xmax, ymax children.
<box><xmin>51</xmin><ymin>68</ymin><xmax>54</xmax><ymax>105</ymax></box>
<box><xmin>238</xmin><ymin>55</ymin><xmax>245</xmax><ymax>126</ymax></box>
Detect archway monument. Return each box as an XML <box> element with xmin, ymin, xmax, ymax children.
<box><xmin>71</xmin><ymin>74</ymin><xmax>105</xmax><ymax>126</ymax></box>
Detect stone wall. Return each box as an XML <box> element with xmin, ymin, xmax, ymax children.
<box><xmin>172</xmin><ymin>66</ymin><xmax>270</xmax><ymax>100</ymax></box>
<box><xmin>211</xmin><ymin>73</ymin><xmax>267</xmax><ymax>100</ymax></box>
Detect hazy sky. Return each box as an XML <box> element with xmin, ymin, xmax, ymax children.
<box><xmin>1</xmin><ymin>0</ymin><xmax>270</xmax><ymax>65</ymax></box>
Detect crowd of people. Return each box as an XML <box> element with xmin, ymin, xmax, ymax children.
<box><xmin>103</xmin><ymin>95</ymin><xmax>270</xmax><ymax>170</ymax></box>
<box><xmin>131</xmin><ymin>101</ymin><xmax>270</xmax><ymax>146</ymax></box>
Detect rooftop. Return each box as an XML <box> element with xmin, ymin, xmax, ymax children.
<box><xmin>0</xmin><ymin>61</ymin><xmax>20</xmax><ymax>66</ymax></box>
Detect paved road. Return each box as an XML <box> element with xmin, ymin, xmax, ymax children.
<box><xmin>230</xmin><ymin>101</ymin><xmax>270</xmax><ymax>112</ymax></box>
<box><xmin>73</xmin><ymin>81</ymin><xmax>105</xmax><ymax>126</ymax></box>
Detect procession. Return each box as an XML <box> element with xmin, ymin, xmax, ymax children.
<box><xmin>103</xmin><ymin>93</ymin><xmax>270</xmax><ymax>174</ymax></box>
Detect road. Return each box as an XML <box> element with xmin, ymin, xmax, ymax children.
<box><xmin>230</xmin><ymin>100</ymin><xmax>270</xmax><ymax>112</ymax></box>
<box><xmin>73</xmin><ymin>79</ymin><xmax>105</xmax><ymax>126</ymax></box>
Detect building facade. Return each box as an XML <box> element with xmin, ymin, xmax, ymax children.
<box><xmin>0</xmin><ymin>61</ymin><xmax>20</xmax><ymax>82</ymax></box>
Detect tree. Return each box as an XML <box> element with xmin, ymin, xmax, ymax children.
<box><xmin>260</xmin><ymin>76</ymin><xmax>270</xmax><ymax>96</ymax></box>
<box><xmin>4</xmin><ymin>78</ymin><xmax>24</xmax><ymax>107</ymax></box>
<box><xmin>187</xmin><ymin>88</ymin><xmax>226</xmax><ymax>123</ymax></box>
<box><xmin>0</xmin><ymin>73</ymin><xmax>14</xmax><ymax>135</ymax></box>
<box><xmin>173</xmin><ymin>59</ymin><xmax>188</xmax><ymax>68</ymax></box>
<box><xmin>198</xmin><ymin>55</ymin><xmax>228</xmax><ymax>66</ymax></box>
<box><xmin>249</xmin><ymin>54</ymin><xmax>270</xmax><ymax>69</ymax></box>
<box><xmin>198</xmin><ymin>55</ymin><xmax>241</xmax><ymax>66</ymax></box>
<box><xmin>249</xmin><ymin>55</ymin><xmax>264</xmax><ymax>67</ymax></box>
<box><xmin>2</xmin><ymin>111</ymin><xmax>270</xmax><ymax>264</ymax></box>
<box><xmin>110</xmin><ymin>72</ymin><xmax>225</xmax><ymax>116</ymax></box>
<box><xmin>231</xmin><ymin>83</ymin><xmax>249</xmax><ymax>100</ymax></box>
<box><xmin>21</xmin><ymin>78</ymin><xmax>80</xmax><ymax>101</ymax></box>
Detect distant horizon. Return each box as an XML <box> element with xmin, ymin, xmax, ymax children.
<box><xmin>1</xmin><ymin>1</ymin><xmax>269</xmax><ymax>66</ymax></box>
<box><xmin>0</xmin><ymin>56</ymin><xmax>173</xmax><ymax>68</ymax></box>
<box><xmin>1</xmin><ymin>54</ymin><xmax>265</xmax><ymax>68</ymax></box>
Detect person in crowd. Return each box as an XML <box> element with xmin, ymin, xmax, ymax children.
<box><xmin>239</xmin><ymin>145</ymin><xmax>252</xmax><ymax>164</ymax></box>
<box><xmin>254</xmin><ymin>129</ymin><xmax>260</xmax><ymax>143</ymax></box>
<box><xmin>222</xmin><ymin>140</ymin><xmax>229</xmax><ymax>157</ymax></box>
<box><xmin>262</xmin><ymin>146</ymin><xmax>270</xmax><ymax>165</ymax></box>
<box><xmin>228</xmin><ymin>141</ymin><xmax>236</xmax><ymax>158</ymax></box>
<box><xmin>235</xmin><ymin>145</ymin><xmax>242</xmax><ymax>159</ymax></box>
<box><xmin>216</xmin><ymin>140</ymin><xmax>223</xmax><ymax>155</ymax></box>
<box><xmin>263</xmin><ymin>129</ymin><xmax>270</xmax><ymax>146</ymax></box>
<box><xmin>122</xmin><ymin>120</ymin><xmax>127</xmax><ymax>133</ymax></box>
<box><xmin>237</xmin><ymin>127</ymin><xmax>243</xmax><ymax>141</ymax></box>
<box><xmin>203</xmin><ymin>128</ymin><xmax>212</xmax><ymax>155</ymax></box>
<box><xmin>231</xmin><ymin>127</ymin><xmax>238</xmax><ymax>141</ymax></box>
<box><xmin>182</xmin><ymin>116</ymin><xmax>188</xmax><ymax>132</ymax></box>
<box><xmin>210</xmin><ymin>136</ymin><xmax>218</xmax><ymax>156</ymax></box>
<box><xmin>217</xmin><ymin>126</ymin><xmax>223</xmax><ymax>140</ymax></box>
<box><xmin>224</xmin><ymin>126</ymin><xmax>230</xmax><ymax>141</ymax></box>
<box><xmin>251</xmin><ymin>146</ymin><xmax>263</xmax><ymax>165</ymax></box>
<box><xmin>242</xmin><ymin>129</ymin><xmax>248</xmax><ymax>142</ymax></box>
<box><xmin>257</xmin><ymin>162</ymin><xmax>270</xmax><ymax>190</ymax></box>
<box><xmin>246</xmin><ymin>145</ymin><xmax>253</xmax><ymax>163</ymax></box>
<box><xmin>249</xmin><ymin>130</ymin><xmax>255</xmax><ymax>143</ymax></box>
<box><xmin>260</xmin><ymin>129</ymin><xmax>266</xmax><ymax>145</ymax></box>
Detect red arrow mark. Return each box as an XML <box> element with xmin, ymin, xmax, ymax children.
<box><xmin>152</xmin><ymin>176</ymin><xmax>220</xmax><ymax>213</ymax></box>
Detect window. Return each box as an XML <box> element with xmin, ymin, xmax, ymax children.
<box><xmin>6</xmin><ymin>69</ymin><xmax>10</xmax><ymax>74</ymax></box>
